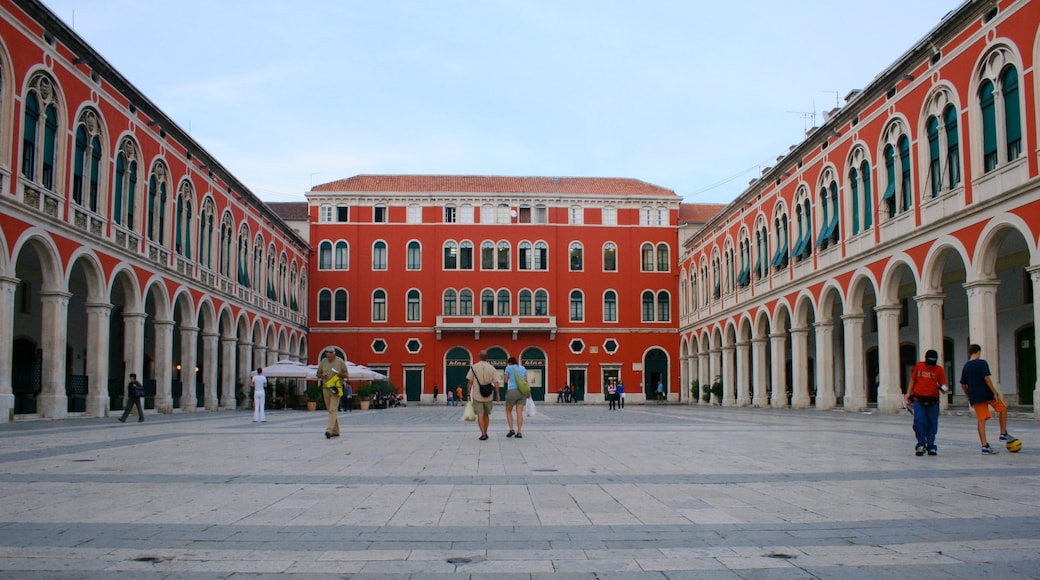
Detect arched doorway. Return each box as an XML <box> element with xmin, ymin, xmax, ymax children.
<box><xmin>12</xmin><ymin>338</ymin><xmax>40</xmax><ymax>414</ymax></box>
<box><xmin>520</xmin><ymin>347</ymin><xmax>546</xmax><ymax>401</ymax></box>
<box><xmin>1016</xmin><ymin>325</ymin><xmax>1035</xmax><ymax>406</ymax></box>
<box><xmin>445</xmin><ymin>347</ymin><xmax>471</xmax><ymax>402</ymax></box>
<box><xmin>644</xmin><ymin>347</ymin><xmax>668</xmax><ymax>400</ymax></box>
<box><xmin>487</xmin><ymin>346</ymin><xmax>508</xmax><ymax>399</ymax></box>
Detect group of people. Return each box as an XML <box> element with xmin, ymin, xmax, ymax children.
<box><xmin>904</xmin><ymin>343</ymin><xmax>1018</xmax><ymax>455</ymax></box>
<box><xmin>466</xmin><ymin>350</ymin><xmax>530</xmax><ymax>440</ymax></box>
<box><xmin>606</xmin><ymin>379</ymin><xmax>625</xmax><ymax>410</ymax></box>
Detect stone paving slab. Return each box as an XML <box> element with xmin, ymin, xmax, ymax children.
<box><xmin>0</xmin><ymin>404</ymin><xmax>1038</xmax><ymax>578</ymax></box>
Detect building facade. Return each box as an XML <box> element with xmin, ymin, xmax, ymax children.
<box><xmin>679</xmin><ymin>0</ymin><xmax>1040</xmax><ymax>417</ymax></box>
<box><xmin>0</xmin><ymin>0</ymin><xmax>309</xmax><ymax>422</ymax></box>
<box><xmin>306</xmin><ymin>175</ymin><xmax>681</xmax><ymax>403</ymax></box>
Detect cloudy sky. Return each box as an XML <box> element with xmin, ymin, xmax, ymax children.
<box><xmin>41</xmin><ymin>0</ymin><xmax>963</xmax><ymax>204</ymax></box>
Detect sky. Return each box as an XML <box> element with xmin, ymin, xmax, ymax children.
<box><xmin>40</xmin><ymin>0</ymin><xmax>965</xmax><ymax>205</ymax></box>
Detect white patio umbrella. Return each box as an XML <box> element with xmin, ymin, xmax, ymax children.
<box><xmin>256</xmin><ymin>359</ymin><xmax>312</xmax><ymax>379</ymax></box>
<box><xmin>304</xmin><ymin>362</ymin><xmax>386</xmax><ymax>382</ymax></box>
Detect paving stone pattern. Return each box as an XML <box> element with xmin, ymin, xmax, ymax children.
<box><xmin>0</xmin><ymin>404</ymin><xmax>1038</xmax><ymax>578</ymax></box>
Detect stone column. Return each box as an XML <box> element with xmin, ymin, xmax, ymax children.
<box><xmin>736</xmin><ymin>340</ymin><xmax>751</xmax><ymax>406</ymax></box>
<box><xmin>238</xmin><ymin>342</ymin><xmax>253</xmax><ymax>409</ymax></box>
<box><xmin>122</xmin><ymin>312</ymin><xmax>147</xmax><ymax>395</ymax></box>
<box><xmin>842</xmin><ymin>314</ymin><xmax>867</xmax><ymax>411</ymax></box>
<box><xmin>1029</xmin><ymin>266</ymin><xmax>1040</xmax><ymax>420</ymax></box>
<box><xmin>84</xmin><ymin>302</ymin><xmax>113</xmax><ymax>417</ymax></box>
<box><xmin>874</xmin><ymin>305</ymin><xmax>902</xmax><ymax>413</ymax></box>
<box><xmin>709</xmin><ymin>346</ymin><xmax>722</xmax><ymax>405</ymax></box>
<box><xmin>0</xmin><ymin>277</ymin><xmax>17</xmax><ymax>423</ymax></box>
<box><xmin>722</xmin><ymin>344</ymin><xmax>736</xmax><ymax>406</ymax></box>
<box><xmin>152</xmin><ymin>320</ymin><xmax>175</xmax><ymax>413</ymax></box>
<box><xmin>813</xmin><ymin>321</ymin><xmax>836</xmax><ymax>410</ymax></box>
<box><xmin>751</xmin><ymin>337</ymin><xmax>769</xmax><ymax>407</ymax></box>
<box><xmin>179</xmin><ymin>326</ymin><xmax>199</xmax><ymax>412</ymax></box>
<box><xmin>963</xmin><ymin>280</ymin><xmax>1001</xmax><ymax>387</ymax></box>
<box><xmin>38</xmin><ymin>291</ymin><xmax>71</xmax><ymax>419</ymax></box>
<box><xmin>789</xmin><ymin>327</ymin><xmax>810</xmax><ymax>408</ymax></box>
<box><xmin>697</xmin><ymin>351</ymin><xmax>710</xmax><ymax>405</ymax></box>
<box><xmin>220</xmin><ymin>338</ymin><xmax>238</xmax><ymax>410</ymax></box>
<box><xmin>201</xmin><ymin>332</ymin><xmax>219</xmax><ymax>410</ymax></box>
<box><xmin>915</xmin><ymin>293</ymin><xmax>948</xmax><ymax>408</ymax></box>
<box><xmin>769</xmin><ymin>332</ymin><xmax>788</xmax><ymax>408</ymax></box>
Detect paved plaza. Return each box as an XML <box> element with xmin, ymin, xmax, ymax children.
<box><xmin>0</xmin><ymin>402</ymin><xmax>1039</xmax><ymax>579</ymax></box>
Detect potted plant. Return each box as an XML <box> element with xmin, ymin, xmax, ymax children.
<box><xmin>356</xmin><ymin>384</ymin><xmax>374</xmax><ymax>410</ymax></box>
<box><xmin>690</xmin><ymin>379</ymin><xmax>700</xmax><ymax>404</ymax></box>
<box><xmin>305</xmin><ymin>382</ymin><xmax>323</xmax><ymax>411</ymax></box>
<box><xmin>710</xmin><ymin>375</ymin><xmax>723</xmax><ymax>404</ymax></box>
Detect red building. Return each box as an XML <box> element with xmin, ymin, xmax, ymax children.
<box><xmin>306</xmin><ymin>175</ymin><xmax>681</xmax><ymax>402</ymax></box>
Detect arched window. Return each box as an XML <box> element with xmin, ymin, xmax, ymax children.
<box><xmin>481</xmin><ymin>289</ymin><xmax>494</xmax><ymax>316</ymax></box>
<box><xmin>657</xmin><ymin>291</ymin><xmax>670</xmax><ymax>322</ymax></box>
<box><xmin>642</xmin><ymin>290</ymin><xmax>655</xmax><ymax>322</ymax></box>
<box><xmin>569</xmin><ymin>242</ymin><xmax>583</xmax><ymax>271</ymax></box>
<box><xmin>72</xmin><ymin>109</ymin><xmax>103</xmax><ymax>211</ymax></box>
<box><xmin>407</xmin><ymin>240</ymin><xmax>421</xmax><ymax>270</ymax></box>
<box><xmin>443</xmin><ymin>241</ymin><xmax>457</xmax><ymax>269</ymax></box>
<box><xmin>481</xmin><ymin>241</ymin><xmax>495</xmax><ymax>270</ymax></box>
<box><xmin>318</xmin><ymin>289</ymin><xmax>332</xmax><ymax>321</ymax></box>
<box><xmin>534</xmin><ymin>241</ymin><xmax>548</xmax><ymax>270</ymax></box>
<box><xmin>199</xmin><ymin>199</ymin><xmax>215</xmax><ymax>269</ymax></box>
<box><xmin>641</xmin><ymin>243</ymin><xmax>654</xmax><ymax>271</ymax></box>
<box><xmin>1002</xmin><ymin>66</ymin><xmax>1022</xmax><ymax>164</ymax></box>
<box><xmin>334</xmin><ymin>289</ymin><xmax>347</xmax><ymax>321</ymax></box>
<box><xmin>459</xmin><ymin>240</ymin><xmax>473</xmax><ymax>269</ymax></box>
<box><xmin>569</xmin><ymin>290</ymin><xmax>584</xmax><ymax>321</ymax></box>
<box><xmin>21</xmin><ymin>74</ymin><xmax>59</xmax><ymax>190</ymax></box>
<box><xmin>113</xmin><ymin>138</ymin><xmax>139</xmax><ymax>229</ymax></box>
<box><xmin>534</xmin><ymin>289</ymin><xmax>548</xmax><ymax>316</ymax></box>
<box><xmin>146</xmin><ymin>162</ymin><xmax>169</xmax><ymax>244</ymax></box>
<box><xmin>603</xmin><ymin>290</ymin><xmax>617</xmax><ymax>322</ymax></box>
<box><xmin>219</xmin><ymin>213</ymin><xmax>233</xmax><ymax>277</ymax></box>
<box><xmin>656</xmin><ymin>243</ymin><xmax>669</xmax><ymax>272</ymax></box>
<box><xmin>519</xmin><ymin>289</ymin><xmax>532</xmax><ymax>316</ymax></box>
<box><xmin>407</xmin><ymin>289</ymin><xmax>420</xmax><ymax>321</ymax></box>
<box><xmin>335</xmin><ymin>241</ymin><xmax>349</xmax><ymax>269</ymax></box>
<box><xmin>372</xmin><ymin>241</ymin><xmax>387</xmax><ymax>270</ymax></box>
<box><xmin>519</xmin><ymin>241</ymin><xmax>532</xmax><ymax>270</ymax></box>
<box><xmin>237</xmin><ymin>225</ymin><xmax>251</xmax><ymax>287</ymax></box>
<box><xmin>944</xmin><ymin>105</ymin><xmax>961</xmax><ymax>189</ymax></box>
<box><xmin>318</xmin><ymin>241</ymin><xmax>332</xmax><ymax>270</ymax></box>
<box><xmin>927</xmin><ymin>115</ymin><xmax>942</xmax><ymax>197</ymax></box>
<box><xmin>496</xmin><ymin>241</ymin><xmax>510</xmax><ymax>270</ymax></box>
<box><xmin>496</xmin><ymin>289</ymin><xmax>510</xmax><ymax>315</ymax></box>
<box><xmin>174</xmin><ymin>181</ymin><xmax>193</xmax><ymax>259</ymax></box>
<box><xmin>980</xmin><ymin>79</ymin><xmax>998</xmax><ymax>171</ymax></box>
<box><xmin>460</xmin><ymin>289</ymin><xmax>474</xmax><ymax>315</ymax></box>
<box><xmin>603</xmin><ymin>242</ymin><xmax>617</xmax><ymax>271</ymax></box>
<box><xmin>898</xmin><ymin>135</ymin><xmax>912</xmax><ymax>212</ymax></box>
<box><xmin>373</xmin><ymin>289</ymin><xmax>387</xmax><ymax>322</ymax></box>
<box><xmin>860</xmin><ymin>160</ymin><xmax>873</xmax><ymax>229</ymax></box>
<box><xmin>442</xmin><ymin>289</ymin><xmax>457</xmax><ymax>316</ymax></box>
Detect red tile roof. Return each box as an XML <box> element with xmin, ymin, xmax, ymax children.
<box><xmin>266</xmin><ymin>202</ymin><xmax>309</xmax><ymax>221</ymax></box>
<box><xmin>679</xmin><ymin>203</ymin><xmax>726</xmax><ymax>224</ymax></box>
<box><xmin>312</xmin><ymin>175</ymin><xmax>677</xmax><ymax>197</ymax></box>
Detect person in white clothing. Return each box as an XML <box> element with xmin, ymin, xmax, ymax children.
<box><xmin>252</xmin><ymin>368</ymin><xmax>268</xmax><ymax>422</ymax></box>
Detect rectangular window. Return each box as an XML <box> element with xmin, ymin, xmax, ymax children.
<box><xmin>373</xmin><ymin>298</ymin><xmax>386</xmax><ymax>322</ymax></box>
<box><xmin>604</xmin><ymin>295</ymin><xmax>617</xmax><ymax>322</ymax></box>
<box><xmin>336</xmin><ymin>206</ymin><xmax>348</xmax><ymax>222</ymax></box>
<box><xmin>320</xmin><ymin>205</ymin><xmax>333</xmax><ymax>223</ymax></box>
<box><xmin>497</xmin><ymin>204</ymin><xmax>511</xmax><ymax>224</ymax></box>
<box><xmin>374</xmin><ymin>206</ymin><xmax>387</xmax><ymax>223</ymax></box>
<box><xmin>460</xmin><ymin>204</ymin><xmax>474</xmax><ymax>224</ymax></box>
<box><xmin>444</xmin><ymin>206</ymin><xmax>456</xmax><ymax>223</ymax></box>
<box><xmin>407</xmin><ymin>205</ymin><xmax>422</xmax><ymax>224</ymax></box>
<box><xmin>569</xmin><ymin>206</ymin><xmax>584</xmax><ymax>225</ymax></box>
<box><xmin>480</xmin><ymin>204</ymin><xmax>494</xmax><ymax>224</ymax></box>
<box><xmin>518</xmin><ymin>206</ymin><xmax>532</xmax><ymax>223</ymax></box>
<box><xmin>602</xmin><ymin>207</ymin><xmax>617</xmax><ymax>226</ymax></box>
<box><xmin>657</xmin><ymin>208</ymin><xmax>668</xmax><ymax>226</ymax></box>
<box><xmin>534</xmin><ymin>205</ymin><xmax>548</xmax><ymax>224</ymax></box>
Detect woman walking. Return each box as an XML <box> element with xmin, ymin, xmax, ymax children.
<box><xmin>503</xmin><ymin>356</ymin><xmax>528</xmax><ymax>438</ymax></box>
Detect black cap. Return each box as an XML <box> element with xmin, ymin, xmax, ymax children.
<box><xmin>925</xmin><ymin>349</ymin><xmax>939</xmax><ymax>366</ymax></box>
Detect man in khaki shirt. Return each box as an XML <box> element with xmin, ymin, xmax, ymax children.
<box><xmin>466</xmin><ymin>349</ymin><xmax>499</xmax><ymax>440</ymax></box>
<box><xmin>316</xmin><ymin>349</ymin><xmax>349</xmax><ymax>439</ymax></box>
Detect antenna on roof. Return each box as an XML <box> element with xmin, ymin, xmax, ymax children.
<box><xmin>787</xmin><ymin>99</ymin><xmax>816</xmax><ymax>133</ymax></box>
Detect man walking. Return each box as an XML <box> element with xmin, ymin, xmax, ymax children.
<box><xmin>316</xmin><ymin>349</ymin><xmax>349</xmax><ymax>439</ymax></box>
<box><xmin>118</xmin><ymin>373</ymin><xmax>145</xmax><ymax>423</ymax></box>
<box><xmin>467</xmin><ymin>350</ymin><xmax>499</xmax><ymax>441</ymax></box>
<box><xmin>904</xmin><ymin>349</ymin><xmax>947</xmax><ymax>456</ymax></box>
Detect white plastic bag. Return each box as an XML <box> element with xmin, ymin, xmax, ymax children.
<box><xmin>461</xmin><ymin>400</ymin><xmax>476</xmax><ymax>421</ymax></box>
<box><xmin>525</xmin><ymin>399</ymin><xmax>536</xmax><ymax>417</ymax></box>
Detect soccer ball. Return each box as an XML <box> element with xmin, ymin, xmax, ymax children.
<box><xmin>1006</xmin><ymin>439</ymin><xmax>1023</xmax><ymax>453</ymax></box>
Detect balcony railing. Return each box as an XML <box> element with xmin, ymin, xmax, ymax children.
<box><xmin>436</xmin><ymin>315</ymin><xmax>557</xmax><ymax>340</ymax></box>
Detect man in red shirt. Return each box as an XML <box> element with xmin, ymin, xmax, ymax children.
<box><xmin>904</xmin><ymin>349</ymin><xmax>948</xmax><ymax>456</ymax></box>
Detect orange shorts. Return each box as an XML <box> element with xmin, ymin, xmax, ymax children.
<box><xmin>972</xmin><ymin>398</ymin><xmax>1007</xmax><ymax>421</ymax></box>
